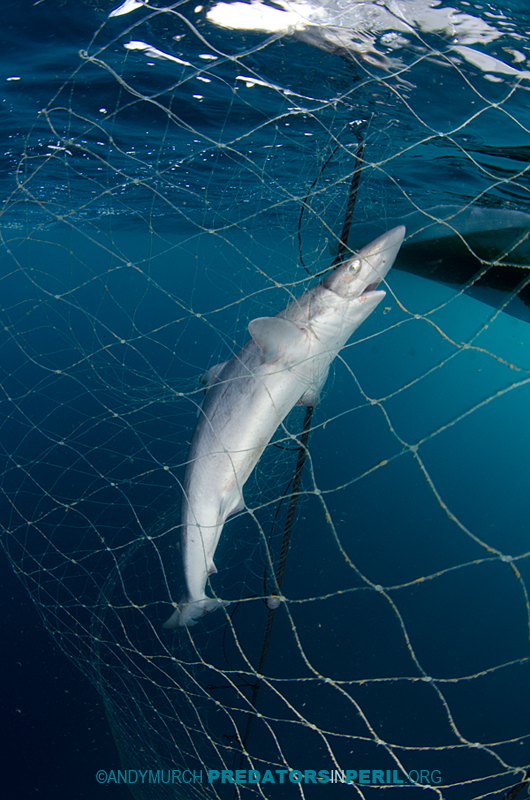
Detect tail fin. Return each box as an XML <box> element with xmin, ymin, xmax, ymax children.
<box><xmin>163</xmin><ymin>594</ymin><xmax>227</xmax><ymax>628</ymax></box>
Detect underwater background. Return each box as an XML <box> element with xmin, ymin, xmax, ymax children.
<box><xmin>1</xmin><ymin>0</ymin><xmax>530</xmax><ymax>798</ymax></box>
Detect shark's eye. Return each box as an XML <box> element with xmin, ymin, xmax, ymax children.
<box><xmin>348</xmin><ymin>258</ymin><xmax>362</xmax><ymax>274</ymax></box>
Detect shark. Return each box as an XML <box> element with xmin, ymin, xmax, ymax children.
<box><xmin>163</xmin><ymin>225</ymin><xmax>405</xmax><ymax>627</ymax></box>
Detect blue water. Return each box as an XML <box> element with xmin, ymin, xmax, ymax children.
<box><xmin>2</xmin><ymin>0</ymin><xmax>530</xmax><ymax>798</ymax></box>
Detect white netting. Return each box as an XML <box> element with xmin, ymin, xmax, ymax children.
<box><xmin>1</xmin><ymin>1</ymin><xmax>530</xmax><ymax>797</ymax></box>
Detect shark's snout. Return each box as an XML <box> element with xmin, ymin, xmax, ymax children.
<box><xmin>323</xmin><ymin>225</ymin><xmax>405</xmax><ymax>298</ymax></box>
<box><xmin>358</xmin><ymin>225</ymin><xmax>406</xmax><ymax>285</ymax></box>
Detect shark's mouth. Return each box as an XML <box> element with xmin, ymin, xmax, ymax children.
<box><xmin>363</xmin><ymin>281</ymin><xmax>381</xmax><ymax>294</ymax></box>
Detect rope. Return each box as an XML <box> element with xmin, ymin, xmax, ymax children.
<box><xmin>235</xmin><ymin>132</ymin><xmax>365</xmax><ymax>782</ymax></box>
<box><xmin>501</xmin><ymin>770</ymin><xmax>530</xmax><ymax>800</ymax></box>
<box><xmin>334</xmin><ymin>129</ymin><xmax>364</xmax><ymax>264</ymax></box>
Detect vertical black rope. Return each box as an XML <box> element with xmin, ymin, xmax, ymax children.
<box><xmin>500</xmin><ymin>770</ymin><xmax>530</xmax><ymax>800</ymax></box>
<box><xmin>235</xmin><ymin>407</ymin><xmax>312</xmax><ymax>783</ymax></box>
<box><xmin>235</xmin><ymin>132</ymin><xmax>365</xmax><ymax>784</ymax></box>
<box><xmin>334</xmin><ymin>130</ymin><xmax>364</xmax><ymax>265</ymax></box>
<box><xmin>246</xmin><ymin>406</ymin><xmax>313</xmax><ymax>709</ymax></box>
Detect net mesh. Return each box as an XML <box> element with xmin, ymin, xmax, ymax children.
<box><xmin>1</xmin><ymin>1</ymin><xmax>530</xmax><ymax>797</ymax></box>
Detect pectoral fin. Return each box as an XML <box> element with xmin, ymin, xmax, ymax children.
<box><xmin>200</xmin><ymin>361</ymin><xmax>228</xmax><ymax>387</ymax></box>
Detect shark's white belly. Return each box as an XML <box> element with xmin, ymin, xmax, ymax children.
<box><xmin>180</xmin><ymin>338</ymin><xmax>321</xmax><ymax>600</ymax></box>
<box><xmin>163</xmin><ymin>226</ymin><xmax>405</xmax><ymax>627</ymax></box>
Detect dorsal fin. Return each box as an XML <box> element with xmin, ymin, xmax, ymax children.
<box><xmin>248</xmin><ymin>316</ymin><xmax>309</xmax><ymax>365</ymax></box>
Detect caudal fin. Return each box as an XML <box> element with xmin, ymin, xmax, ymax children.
<box><xmin>163</xmin><ymin>595</ymin><xmax>227</xmax><ymax>628</ymax></box>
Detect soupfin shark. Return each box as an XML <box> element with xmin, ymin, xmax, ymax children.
<box><xmin>163</xmin><ymin>225</ymin><xmax>405</xmax><ymax>627</ymax></box>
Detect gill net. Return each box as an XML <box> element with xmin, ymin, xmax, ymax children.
<box><xmin>1</xmin><ymin>0</ymin><xmax>530</xmax><ymax>797</ymax></box>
